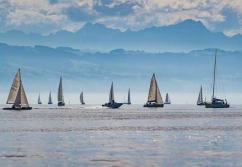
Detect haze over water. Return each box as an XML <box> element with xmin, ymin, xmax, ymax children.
<box><xmin>1</xmin><ymin>104</ymin><xmax>242</xmax><ymax>166</ymax></box>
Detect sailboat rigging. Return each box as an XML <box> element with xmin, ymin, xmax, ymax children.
<box><xmin>57</xmin><ymin>77</ymin><xmax>65</xmax><ymax>106</ymax></box>
<box><xmin>102</xmin><ymin>82</ymin><xmax>123</xmax><ymax>108</ymax></box>
<box><xmin>197</xmin><ymin>86</ymin><xmax>204</xmax><ymax>106</ymax></box>
<box><xmin>48</xmin><ymin>91</ymin><xmax>53</xmax><ymax>104</ymax></box>
<box><xmin>3</xmin><ymin>69</ymin><xmax>32</xmax><ymax>110</ymax></box>
<box><xmin>144</xmin><ymin>74</ymin><xmax>164</xmax><ymax>107</ymax></box>
<box><xmin>205</xmin><ymin>49</ymin><xmax>229</xmax><ymax>108</ymax></box>
<box><xmin>38</xmin><ymin>93</ymin><xmax>42</xmax><ymax>104</ymax></box>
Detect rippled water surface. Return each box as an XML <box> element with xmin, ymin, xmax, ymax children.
<box><xmin>1</xmin><ymin>104</ymin><xmax>242</xmax><ymax>166</ymax></box>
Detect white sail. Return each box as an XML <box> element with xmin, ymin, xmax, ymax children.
<box><xmin>147</xmin><ymin>74</ymin><xmax>163</xmax><ymax>104</ymax></box>
<box><xmin>165</xmin><ymin>93</ymin><xmax>171</xmax><ymax>103</ymax></box>
<box><xmin>127</xmin><ymin>88</ymin><xmax>131</xmax><ymax>104</ymax></box>
<box><xmin>58</xmin><ymin>77</ymin><xmax>64</xmax><ymax>103</ymax></box>
<box><xmin>7</xmin><ymin>69</ymin><xmax>21</xmax><ymax>104</ymax></box>
<box><xmin>109</xmin><ymin>82</ymin><xmax>115</xmax><ymax>104</ymax></box>
<box><xmin>197</xmin><ymin>86</ymin><xmax>203</xmax><ymax>104</ymax></box>
<box><xmin>80</xmin><ymin>92</ymin><xmax>85</xmax><ymax>104</ymax></box>
<box><xmin>38</xmin><ymin>94</ymin><xmax>41</xmax><ymax>104</ymax></box>
<box><xmin>48</xmin><ymin>91</ymin><xmax>52</xmax><ymax>104</ymax></box>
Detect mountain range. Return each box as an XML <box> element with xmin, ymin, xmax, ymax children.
<box><xmin>1</xmin><ymin>20</ymin><xmax>242</xmax><ymax>52</ymax></box>
<box><xmin>0</xmin><ymin>43</ymin><xmax>241</xmax><ymax>97</ymax></box>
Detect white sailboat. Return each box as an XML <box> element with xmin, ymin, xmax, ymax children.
<box><xmin>38</xmin><ymin>93</ymin><xmax>42</xmax><ymax>104</ymax></box>
<box><xmin>102</xmin><ymin>82</ymin><xmax>123</xmax><ymax>108</ymax></box>
<box><xmin>197</xmin><ymin>85</ymin><xmax>204</xmax><ymax>106</ymax></box>
<box><xmin>144</xmin><ymin>74</ymin><xmax>164</xmax><ymax>107</ymax></box>
<box><xmin>205</xmin><ymin>49</ymin><xmax>229</xmax><ymax>108</ymax></box>
<box><xmin>3</xmin><ymin>69</ymin><xmax>32</xmax><ymax>110</ymax></box>
<box><xmin>80</xmin><ymin>92</ymin><xmax>85</xmax><ymax>105</ymax></box>
<box><xmin>48</xmin><ymin>91</ymin><xmax>53</xmax><ymax>104</ymax></box>
<box><xmin>164</xmin><ymin>93</ymin><xmax>171</xmax><ymax>104</ymax></box>
<box><xmin>57</xmin><ymin>77</ymin><xmax>65</xmax><ymax>106</ymax></box>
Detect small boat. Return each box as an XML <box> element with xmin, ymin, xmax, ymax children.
<box><xmin>164</xmin><ymin>93</ymin><xmax>171</xmax><ymax>104</ymax></box>
<box><xmin>48</xmin><ymin>91</ymin><xmax>53</xmax><ymax>104</ymax></box>
<box><xmin>80</xmin><ymin>92</ymin><xmax>85</xmax><ymax>105</ymax></box>
<box><xmin>124</xmin><ymin>88</ymin><xmax>131</xmax><ymax>105</ymax></box>
<box><xmin>102</xmin><ymin>82</ymin><xmax>123</xmax><ymax>108</ymax></box>
<box><xmin>205</xmin><ymin>49</ymin><xmax>229</xmax><ymax>108</ymax></box>
<box><xmin>144</xmin><ymin>74</ymin><xmax>164</xmax><ymax>107</ymax></box>
<box><xmin>197</xmin><ymin>86</ymin><xmax>204</xmax><ymax>106</ymax></box>
<box><xmin>3</xmin><ymin>69</ymin><xmax>32</xmax><ymax>110</ymax></box>
<box><xmin>57</xmin><ymin>77</ymin><xmax>65</xmax><ymax>106</ymax></box>
<box><xmin>38</xmin><ymin>93</ymin><xmax>42</xmax><ymax>104</ymax></box>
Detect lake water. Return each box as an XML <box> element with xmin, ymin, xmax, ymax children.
<box><xmin>0</xmin><ymin>104</ymin><xmax>242</xmax><ymax>166</ymax></box>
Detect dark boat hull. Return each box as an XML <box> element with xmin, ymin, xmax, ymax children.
<box><xmin>58</xmin><ymin>102</ymin><xmax>65</xmax><ymax>106</ymax></box>
<box><xmin>205</xmin><ymin>103</ymin><xmax>230</xmax><ymax>108</ymax></box>
<box><xmin>143</xmin><ymin>103</ymin><xmax>164</xmax><ymax>108</ymax></box>
<box><xmin>81</xmin><ymin>103</ymin><xmax>85</xmax><ymax>105</ymax></box>
<box><xmin>3</xmin><ymin>107</ymin><xmax>32</xmax><ymax>110</ymax></box>
<box><xmin>197</xmin><ymin>103</ymin><xmax>205</xmax><ymax>106</ymax></box>
<box><xmin>102</xmin><ymin>103</ymin><xmax>123</xmax><ymax>108</ymax></box>
<box><xmin>164</xmin><ymin>102</ymin><xmax>171</xmax><ymax>105</ymax></box>
<box><xmin>48</xmin><ymin>102</ymin><xmax>53</xmax><ymax>105</ymax></box>
<box><xmin>38</xmin><ymin>103</ymin><xmax>42</xmax><ymax>105</ymax></box>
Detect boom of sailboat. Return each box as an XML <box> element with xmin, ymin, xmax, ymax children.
<box><xmin>3</xmin><ymin>49</ymin><xmax>231</xmax><ymax>110</ymax></box>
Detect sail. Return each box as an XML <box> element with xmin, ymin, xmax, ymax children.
<box><xmin>127</xmin><ymin>89</ymin><xmax>131</xmax><ymax>104</ymax></box>
<box><xmin>155</xmin><ymin>81</ymin><xmax>163</xmax><ymax>104</ymax></box>
<box><xmin>38</xmin><ymin>94</ymin><xmax>41</xmax><ymax>103</ymax></box>
<box><xmin>148</xmin><ymin>74</ymin><xmax>157</xmax><ymax>102</ymax></box>
<box><xmin>80</xmin><ymin>92</ymin><xmax>84</xmax><ymax>104</ymax></box>
<box><xmin>165</xmin><ymin>93</ymin><xmax>171</xmax><ymax>103</ymax></box>
<box><xmin>197</xmin><ymin>86</ymin><xmax>203</xmax><ymax>104</ymax></box>
<box><xmin>109</xmin><ymin>82</ymin><xmax>115</xmax><ymax>104</ymax></box>
<box><xmin>48</xmin><ymin>91</ymin><xmax>52</xmax><ymax>103</ymax></box>
<box><xmin>14</xmin><ymin>82</ymin><xmax>29</xmax><ymax>108</ymax></box>
<box><xmin>7</xmin><ymin>69</ymin><xmax>21</xmax><ymax>104</ymax></box>
<box><xmin>58</xmin><ymin>77</ymin><xmax>64</xmax><ymax>102</ymax></box>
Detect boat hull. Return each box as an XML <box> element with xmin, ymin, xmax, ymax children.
<box><xmin>205</xmin><ymin>103</ymin><xmax>230</xmax><ymax>108</ymax></box>
<box><xmin>102</xmin><ymin>103</ymin><xmax>123</xmax><ymax>108</ymax></box>
<box><xmin>38</xmin><ymin>103</ymin><xmax>42</xmax><ymax>105</ymax></box>
<box><xmin>3</xmin><ymin>107</ymin><xmax>32</xmax><ymax>110</ymax></box>
<box><xmin>81</xmin><ymin>103</ymin><xmax>85</xmax><ymax>105</ymax></box>
<box><xmin>143</xmin><ymin>103</ymin><xmax>164</xmax><ymax>108</ymax></box>
<box><xmin>197</xmin><ymin>103</ymin><xmax>205</xmax><ymax>106</ymax></box>
<box><xmin>58</xmin><ymin>102</ymin><xmax>65</xmax><ymax>106</ymax></box>
<box><xmin>164</xmin><ymin>102</ymin><xmax>171</xmax><ymax>105</ymax></box>
<box><xmin>48</xmin><ymin>102</ymin><xmax>53</xmax><ymax>105</ymax></box>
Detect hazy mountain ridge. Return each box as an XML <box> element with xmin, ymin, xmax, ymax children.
<box><xmin>1</xmin><ymin>20</ymin><xmax>242</xmax><ymax>52</ymax></box>
<box><xmin>0</xmin><ymin>43</ymin><xmax>241</xmax><ymax>96</ymax></box>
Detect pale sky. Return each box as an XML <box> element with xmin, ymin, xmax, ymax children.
<box><xmin>0</xmin><ymin>0</ymin><xmax>242</xmax><ymax>36</ymax></box>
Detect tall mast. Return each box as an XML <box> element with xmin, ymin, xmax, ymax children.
<box><xmin>212</xmin><ymin>49</ymin><xmax>217</xmax><ymax>99</ymax></box>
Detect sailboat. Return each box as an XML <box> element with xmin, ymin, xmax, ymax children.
<box><xmin>205</xmin><ymin>49</ymin><xmax>229</xmax><ymax>108</ymax></box>
<box><xmin>124</xmin><ymin>89</ymin><xmax>131</xmax><ymax>105</ymax></box>
<box><xmin>164</xmin><ymin>93</ymin><xmax>171</xmax><ymax>104</ymax></box>
<box><xmin>48</xmin><ymin>91</ymin><xmax>53</xmax><ymax>104</ymax></box>
<box><xmin>102</xmin><ymin>82</ymin><xmax>123</xmax><ymax>108</ymax></box>
<box><xmin>144</xmin><ymin>74</ymin><xmax>164</xmax><ymax>107</ymax></box>
<box><xmin>80</xmin><ymin>92</ymin><xmax>85</xmax><ymax>105</ymax></box>
<box><xmin>3</xmin><ymin>69</ymin><xmax>32</xmax><ymax>110</ymax></box>
<box><xmin>57</xmin><ymin>77</ymin><xmax>65</xmax><ymax>106</ymax></box>
<box><xmin>197</xmin><ymin>85</ymin><xmax>204</xmax><ymax>106</ymax></box>
<box><xmin>38</xmin><ymin>93</ymin><xmax>42</xmax><ymax>104</ymax></box>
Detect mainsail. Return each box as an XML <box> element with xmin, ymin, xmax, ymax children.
<box><xmin>109</xmin><ymin>82</ymin><xmax>115</xmax><ymax>104</ymax></box>
<box><xmin>7</xmin><ymin>69</ymin><xmax>29</xmax><ymax>108</ymax></box>
<box><xmin>165</xmin><ymin>93</ymin><xmax>171</xmax><ymax>103</ymax></box>
<box><xmin>197</xmin><ymin>86</ymin><xmax>203</xmax><ymax>104</ymax></box>
<box><xmin>147</xmin><ymin>74</ymin><xmax>163</xmax><ymax>104</ymax></box>
<box><xmin>80</xmin><ymin>92</ymin><xmax>85</xmax><ymax>104</ymax></box>
<box><xmin>48</xmin><ymin>91</ymin><xmax>52</xmax><ymax>104</ymax></box>
<box><xmin>58</xmin><ymin>77</ymin><xmax>64</xmax><ymax>103</ymax></box>
<box><xmin>127</xmin><ymin>88</ymin><xmax>131</xmax><ymax>104</ymax></box>
<box><xmin>38</xmin><ymin>94</ymin><xmax>42</xmax><ymax>104</ymax></box>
